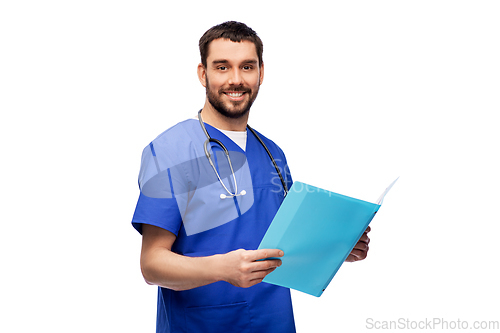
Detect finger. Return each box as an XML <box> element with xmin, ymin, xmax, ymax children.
<box><xmin>345</xmin><ymin>254</ymin><xmax>356</xmax><ymax>262</ymax></box>
<box><xmin>358</xmin><ymin>233</ymin><xmax>370</xmax><ymax>245</ymax></box>
<box><xmin>352</xmin><ymin>241</ymin><xmax>369</xmax><ymax>251</ymax></box>
<box><xmin>248</xmin><ymin>249</ymin><xmax>284</xmax><ymax>261</ymax></box>
<box><xmin>250</xmin><ymin>259</ymin><xmax>282</xmax><ymax>272</ymax></box>
<box><xmin>241</xmin><ymin>267</ymin><xmax>278</xmax><ymax>288</ymax></box>
<box><xmin>246</xmin><ymin>274</ymin><xmax>269</xmax><ymax>288</ymax></box>
<box><xmin>347</xmin><ymin>251</ymin><xmax>361</xmax><ymax>262</ymax></box>
<box><xmin>250</xmin><ymin>266</ymin><xmax>277</xmax><ymax>281</ymax></box>
<box><xmin>365</xmin><ymin>226</ymin><xmax>371</xmax><ymax>233</ymax></box>
<box><xmin>349</xmin><ymin>248</ymin><xmax>368</xmax><ymax>260</ymax></box>
<box><xmin>246</xmin><ymin>279</ymin><xmax>264</xmax><ymax>288</ymax></box>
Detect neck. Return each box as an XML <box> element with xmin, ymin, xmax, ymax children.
<box><xmin>200</xmin><ymin>99</ymin><xmax>249</xmax><ymax>131</ymax></box>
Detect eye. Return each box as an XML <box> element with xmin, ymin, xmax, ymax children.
<box><xmin>218</xmin><ymin>66</ymin><xmax>228</xmax><ymax>71</ymax></box>
<box><xmin>243</xmin><ymin>65</ymin><xmax>253</xmax><ymax>70</ymax></box>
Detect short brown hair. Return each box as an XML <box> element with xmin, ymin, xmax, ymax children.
<box><xmin>199</xmin><ymin>21</ymin><xmax>263</xmax><ymax>68</ymax></box>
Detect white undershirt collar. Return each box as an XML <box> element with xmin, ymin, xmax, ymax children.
<box><xmin>218</xmin><ymin>128</ymin><xmax>247</xmax><ymax>151</ymax></box>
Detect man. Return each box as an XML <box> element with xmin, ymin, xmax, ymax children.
<box><xmin>132</xmin><ymin>21</ymin><xmax>370</xmax><ymax>333</ymax></box>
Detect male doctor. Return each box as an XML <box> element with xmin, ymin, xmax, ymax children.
<box><xmin>132</xmin><ymin>21</ymin><xmax>370</xmax><ymax>333</ymax></box>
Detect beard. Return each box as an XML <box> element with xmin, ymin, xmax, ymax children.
<box><xmin>205</xmin><ymin>75</ymin><xmax>259</xmax><ymax>119</ymax></box>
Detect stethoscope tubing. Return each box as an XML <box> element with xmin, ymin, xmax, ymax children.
<box><xmin>247</xmin><ymin>124</ymin><xmax>288</xmax><ymax>196</ymax></box>
<box><xmin>203</xmin><ymin>137</ymin><xmax>241</xmax><ymax>199</ymax></box>
<box><xmin>198</xmin><ymin>110</ymin><xmax>288</xmax><ymax>198</ymax></box>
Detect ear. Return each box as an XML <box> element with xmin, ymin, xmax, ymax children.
<box><xmin>259</xmin><ymin>62</ymin><xmax>264</xmax><ymax>85</ymax></box>
<box><xmin>197</xmin><ymin>63</ymin><xmax>207</xmax><ymax>88</ymax></box>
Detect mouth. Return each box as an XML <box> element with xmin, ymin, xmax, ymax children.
<box><xmin>223</xmin><ymin>91</ymin><xmax>247</xmax><ymax>101</ymax></box>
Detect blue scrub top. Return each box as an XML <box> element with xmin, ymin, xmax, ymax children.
<box><xmin>132</xmin><ymin>119</ymin><xmax>295</xmax><ymax>333</ymax></box>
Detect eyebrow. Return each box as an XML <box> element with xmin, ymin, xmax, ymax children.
<box><xmin>211</xmin><ymin>59</ymin><xmax>229</xmax><ymax>65</ymax></box>
<box><xmin>211</xmin><ymin>59</ymin><xmax>258</xmax><ymax>65</ymax></box>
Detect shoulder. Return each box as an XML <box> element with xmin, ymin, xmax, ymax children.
<box><xmin>138</xmin><ymin>118</ymin><xmax>203</xmax><ymax>167</ymax></box>
<box><xmin>140</xmin><ymin>119</ymin><xmax>203</xmax><ymax>156</ymax></box>
<box><xmin>151</xmin><ymin>119</ymin><xmax>199</xmax><ymax>148</ymax></box>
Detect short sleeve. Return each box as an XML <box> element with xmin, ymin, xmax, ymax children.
<box><xmin>131</xmin><ymin>142</ymin><xmax>183</xmax><ymax>236</ymax></box>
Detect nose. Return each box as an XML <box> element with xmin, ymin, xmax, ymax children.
<box><xmin>228</xmin><ymin>68</ymin><xmax>243</xmax><ymax>86</ymax></box>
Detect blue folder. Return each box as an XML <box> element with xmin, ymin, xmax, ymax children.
<box><xmin>258</xmin><ymin>180</ymin><xmax>397</xmax><ymax>297</ymax></box>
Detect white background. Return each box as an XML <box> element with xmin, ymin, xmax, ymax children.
<box><xmin>1</xmin><ymin>1</ymin><xmax>499</xmax><ymax>332</ymax></box>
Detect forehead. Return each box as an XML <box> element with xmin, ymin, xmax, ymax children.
<box><xmin>206</xmin><ymin>38</ymin><xmax>258</xmax><ymax>64</ymax></box>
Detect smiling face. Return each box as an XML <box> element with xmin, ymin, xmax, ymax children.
<box><xmin>198</xmin><ymin>38</ymin><xmax>264</xmax><ymax>119</ymax></box>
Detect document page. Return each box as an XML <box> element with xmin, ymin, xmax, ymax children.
<box><xmin>376</xmin><ymin>177</ymin><xmax>399</xmax><ymax>205</ymax></box>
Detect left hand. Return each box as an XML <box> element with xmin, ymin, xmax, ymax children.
<box><xmin>345</xmin><ymin>226</ymin><xmax>371</xmax><ymax>262</ymax></box>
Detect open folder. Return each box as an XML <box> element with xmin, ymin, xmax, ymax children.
<box><xmin>258</xmin><ymin>178</ymin><xmax>398</xmax><ymax>297</ymax></box>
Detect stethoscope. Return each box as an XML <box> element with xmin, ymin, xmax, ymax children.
<box><xmin>198</xmin><ymin>110</ymin><xmax>288</xmax><ymax>200</ymax></box>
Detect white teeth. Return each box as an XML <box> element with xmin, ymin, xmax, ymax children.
<box><xmin>227</xmin><ymin>92</ymin><xmax>243</xmax><ymax>97</ymax></box>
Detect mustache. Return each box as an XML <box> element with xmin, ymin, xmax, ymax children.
<box><xmin>218</xmin><ymin>86</ymin><xmax>251</xmax><ymax>93</ymax></box>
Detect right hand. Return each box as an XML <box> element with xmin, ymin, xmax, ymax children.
<box><xmin>218</xmin><ymin>249</ymin><xmax>284</xmax><ymax>288</ymax></box>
